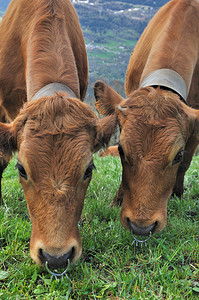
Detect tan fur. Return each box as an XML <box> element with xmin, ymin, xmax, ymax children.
<box><xmin>0</xmin><ymin>0</ymin><xmax>116</xmax><ymax>265</ymax></box>
<box><xmin>94</xmin><ymin>0</ymin><xmax>199</xmax><ymax>234</ymax></box>
<box><xmin>99</xmin><ymin>145</ymin><xmax>119</xmax><ymax>157</ymax></box>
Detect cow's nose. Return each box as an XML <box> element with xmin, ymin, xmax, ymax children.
<box><xmin>127</xmin><ymin>218</ymin><xmax>157</xmax><ymax>236</ymax></box>
<box><xmin>39</xmin><ymin>247</ymin><xmax>74</xmax><ymax>269</ymax></box>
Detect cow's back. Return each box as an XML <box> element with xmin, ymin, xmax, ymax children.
<box><xmin>125</xmin><ymin>0</ymin><xmax>199</xmax><ymax>109</ymax></box>
<box><xmin>0</xmin><ymin>0</ymin><xmax>88</xmax><ymax>121</ymax></box>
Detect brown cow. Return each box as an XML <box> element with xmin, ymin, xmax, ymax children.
<box><xmin>0</xmin><ymin>0</ymin><xmax>116</xmax><ymax>269</ymax></box>
<box><xmin>98</xmin><ymin>145</ymin><xmax>119</xmax><ymax>157</ymax></box>
<box><xmin>94</xmin><ymin>0</ymin><xmax>199</xmax><ymax>237</ymax></box>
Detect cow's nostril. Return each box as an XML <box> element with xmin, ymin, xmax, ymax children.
<box><xmin>127</xmin><ymin>218</ymin><xmax>157</xmax><ymax>236</ymax></box>
<box><xmin>39</xmin><ymin>247</ymin><xmax>74</xmax><ymax>269</ymax></box>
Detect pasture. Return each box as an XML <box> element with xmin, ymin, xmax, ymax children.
<box><xmin>0</xmin><ymin>154</ymin><xmax>198</xmax><ymax>299</ymax></box>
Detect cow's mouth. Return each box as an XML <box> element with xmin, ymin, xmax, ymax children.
<box><xmin>131</xmin><ymin>231</ymin><xmax>152</xmax><ymax>247</ymax></box>
<box><xmin>39</xmin><ymin>247</ymin><xmax>75</xmax><ymax>281</ymax></box>
<box><xmin>45</xmin><ymin>259</ymin><xmax>70</xmax><ymax>281</ymax></box>
<box><xmin>127</xmin><ymin>219</ymin><xmax>158</xmax><ymax>246</ymax></box>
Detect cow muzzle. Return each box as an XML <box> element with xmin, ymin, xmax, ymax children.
<box><xmin>30</xmin><ymin>235</ymin><xmax>82</xmax><ymax>270</ymax></box>
<box><xmin>127</xmin><ymin>218</ymin><xmax>157</xmax><ymax>236</ymax></box>
<box><xmin>127</xmin><ymin>219</ymin><xmax>157</xmax><ymax>247</ymax></box>
<box><xmin>39</xmin><ymin>247</ymin><xmax>74</xmax><ymax>269</ymax></box>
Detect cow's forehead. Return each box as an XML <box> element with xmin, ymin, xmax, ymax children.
<box><xmin>18</xmin><ymin>134</ymin><xmax>93</xmax><ymax>181</ymax></box>
<box><xmin>122</xmin><ymin>87</ymin><xmax>186</xmax><ymax>121</ymax></box>
<box><xmin>119</xmin><ymin>121</ymin><xmax>186</xmax><ymax>165</ymax></box>
<box><xmin>119</xmin><ymin>91</ymin><xmax>189</xmax><ymax>144</ymax></box>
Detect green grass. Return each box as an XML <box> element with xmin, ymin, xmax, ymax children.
<box><xmin>0</xmin><ymin>154</ymin><xmax>199</xmax><ymax>299</ymax></box>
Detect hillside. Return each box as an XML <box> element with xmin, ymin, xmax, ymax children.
<box><xmin>73</xmin><ymin>0</ymin><xmax>168</xmax><ymax>100</ymax></box>
<box><xmin>0</xmin><ymin>0</ymin><xmax>168</xmax><ymax>12</ymax></box>
<box><xmin>0</xmin><ymin>0</ymin><xmax>168</xmax><ymax>101</ymax></box>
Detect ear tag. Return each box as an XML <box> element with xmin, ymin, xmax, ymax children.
<box><xmin>0</xmin><ymin>147</ymin><xmax>5</xmax><ymax>158</ymax></box>
<box><xmin>95</xmin><ymin>99</ymin><xmax>106</xmax><ymax>116</ymax></box>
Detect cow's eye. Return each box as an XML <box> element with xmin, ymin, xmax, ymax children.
<box><xmin>118</xmin><ymin>144</ymin><xmax>124</xmax><ymax>159</ymax></box>
<box><xmin>15</xmin><ymin>161</ymin><xmax>27</xmax><ymax>180</ymax></box>
<box><xmin>172</xmin><ymin>149</ymin><xmax>184</xmax><ymax>165</ymax></box>
<box><xmin>83</xmin><ymin>162</ymin><xmax>96</xmax><ymax>180</ymax></box>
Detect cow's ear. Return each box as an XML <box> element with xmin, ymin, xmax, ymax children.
<box><xmin>93</xmin><ymin>115</ymin><xmax>117</xmax><ymax>152</ymax></box>
<box><xmin>0</xmin><ymin>123</ymin><xmax>17</xmax><ymax>160</ymax></box>
<box><xmin>94</xmin><ymin>81</ymin><xmax>124</xmax><ymax>116</ymax></box>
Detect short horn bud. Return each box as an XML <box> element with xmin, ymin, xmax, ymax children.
<box><xmin>118</xmin><ymin>105</ymin><xmax>128</xmax><ymax>112</ymax></box>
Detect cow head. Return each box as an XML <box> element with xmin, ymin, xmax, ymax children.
<box><xmin>94</xmin><ymin>81</ymin><xmax>199</xmax><ymax>235</ymax></box>
<box><xmin>0</xmin><ymin>93</ymin><xmax>116</xmax><ymax>268</ymax></box>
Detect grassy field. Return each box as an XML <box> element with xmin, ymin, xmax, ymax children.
<box><xmin>0</xmin><ymin>154</ymin><xmax>198</xmax><ymax>299</ymax></box>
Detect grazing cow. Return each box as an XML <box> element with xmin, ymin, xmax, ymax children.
<box><xmin>94</xmin><ymin>0</ymin><xmax>199</xmax><ymax>236</ymax></box>
<box><xmin>0</xmin><ymin>0</ymin><xmax>116</xmax><ymax>269</ymax></box>
<box><xmin>99</xmin><ymin>145</ymin><xmax>119</xmax><ymax>157</ymax></box>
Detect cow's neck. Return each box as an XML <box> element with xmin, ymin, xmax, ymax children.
<box><xmin>26</xmin><ymin>10</ymin><xmax>80</xmax><ymax>101</ymax></box>
<box><xmin>139</xmin><ymin>68</ymin><xmax>188</xmax><ymax>103</ymax></box>
<box><xmin>32</xmin><ymin>83</ymin><xmax>76</xmax><ymax>101</ymax></box>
